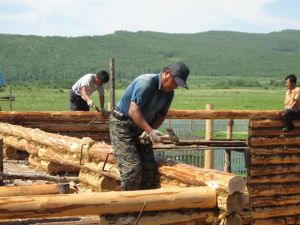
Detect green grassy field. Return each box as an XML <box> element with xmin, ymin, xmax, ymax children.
<box><xmin>0</xmin><ymin>86</ymin><xmax>285</xmax><ymax>111</ymax></box>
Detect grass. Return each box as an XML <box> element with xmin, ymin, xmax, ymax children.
<box><xmin>0</xmin><ymin>86</ymin><xmax>285</xmax><ymax>111</ymax></box>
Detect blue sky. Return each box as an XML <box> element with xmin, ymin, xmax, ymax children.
<box><xmin>0</xmin><ymin>0</ymin><xmax>299</xmax><ymax>36</ymax></box>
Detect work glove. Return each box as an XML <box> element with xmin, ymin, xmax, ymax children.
<box><xmin>100</xmin><ymin>107</ymin><xmax>106</xmax><ymax>113</ymax></box>
<box><xmin>148</xmin><ymin>129</ymin><xmax>163</xmax><ymax>143</ymax></box>
<box><xmin>87</xmin><ymin>99</ymin><xmax>93</xmax><ymax>107</ymax></box>
<box><xmin>139</xmin><ymin>131</ymin><xmax>151</xmax><ymax>144</ymax></box>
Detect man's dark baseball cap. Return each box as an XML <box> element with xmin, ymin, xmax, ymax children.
<box><xmin>168</xmin><ymin>62</ymin><xmax>190</xmax><ymax>89</ymax></box>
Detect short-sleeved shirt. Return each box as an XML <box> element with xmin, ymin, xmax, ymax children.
<box><xmin>72</xmin><ymin>74</ymin><xmax>104</xmax><ymax>97</ymax></box>
<box><xmin>284</xmin><ymin>87</ymin><xmax>300</xmax><ymax>109</ymax></box>
<box><xmin>117</xmin><ymin>74</ymin><xmax>174</xmax><ymax>124</ymax></box>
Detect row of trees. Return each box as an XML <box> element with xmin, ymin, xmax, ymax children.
<box><xmin>0</xmin><ymin>30</ymin><xmax>300</xmax><ymax>88</ymax></box>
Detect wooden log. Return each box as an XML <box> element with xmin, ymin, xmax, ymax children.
<box><xmin>28</xmin><ymin>155</ymin><xmax>79</xmax><ymax>175</ymax></box>
<box><xmin>224</xmin><ymin>119</ymin><xmax>233</xmax><ymax>172</ymax></box>
<box><xmin>88</xmin><ymin>142</ymin><xmax>116</xmax><ymax>164</ymax></box>
<box><xmin>60</xmin><ymin>132</ymin><xmax>110</xmax><ymax>142</ymax></box>
<box><xmin>250</xmin><ymin>194</ymin><xmax>300</xmax><ymax>208</ymax></box>
<box><xmin>0</xmin><ymin>110</ymin><xmax>282</xmax><ymax>123</ymax></box>
<box><xmin>249</xmin><ymin>164</ymin><xmax>300</xmax><ymax>176</ymax></box>
<box><xmin>252</xmin><ymin>218</ymin><xmax>286</xmax><ymax>225</ymax></box>
<box><xmin>218</xmin><ymin>192</ymin><xmax>249</xmax><ymax>212</ymax></box>
<box><xmin>250</xmin><ymin>119</ymin><xmax>300</xmax><ymax>129</ymax></box>
<box><xmin>249</xmin><ymin>127</ymin><xmax>300</xmax><ymax>137</ymax></box>
<box><xmin>252</xmin><ymin>204</ymin><xmax>300</xmax><ymax>219</ymax></box>
<box><xmin>100</xmin><ymin>210</ymin><xmax>214</xmax><ymax>225</ymax></box>
<box><xmin>247</xmin><ymin>183</ymin><xmax>300</xmax><ymax>197</ymax></box>
<box><xmin>37</xmin><ymin>147</ymin><xmax>81</xmax><ymax>170</ymax></box>
<box><xmin>286</xmin><ymin>215</ymin><xmax>300</xmax><ymax>224</ymax></box>
<box><xmin>0</xmin><ymin>187</ymin><xmax>217</xmax><ymax>219</ymax></box>
<box><xmin>0</xmin><ymin>171</ymin><xmax>79</xmax><ymax>183</ymax></box>
<box><xmin>0</xmin><ymin>183</ymin><xmax>70</xmax><ymax>196</ymax></box>
<box><xmin>4</xmin><ymin>136</ymin><xmax>39</xmax><ymax>155</ymax></box>
<box><xmin>248</xmin><ymin>173</ymin><xmax>300</xmax><ymax>183</ymax></box>
<box><xmin>0</xmin><ymin>122</ymin><xmax>95</xmax><ymax>153</ymax></box>
<box><xmin>250</xmin><ymin>146</ymin><xmax>300</xmax><ymax>155</ymax></box>
<box><xmin>250</xmin><ymin>154</ymin><xmax>300</xmax><ymax>164</ymax></box>
<box><xmin>79</xmin><ymin>170</ymin><xmax>120</xmax><ymax>191</ymax></box>
<box><xmin>0</xmin><ymin>216</ymin><xmax>101</xmax><ymax>225</ymax></box>
<box><xmin>109</xmin><ymin>58</ymin><xmax>115</xmax><ymax>110</ymax></box>
<box><xmin>249</xmin><ymin>136</ymin><xmax>300</xmax><ymax>146</ymax></box>
<box><xmin>82</xmin><ymin>162</ymin><xmax>120</xmax><ymax>180</ymax></box>
<box><xmin>0</xmin><ymin>111</ymin><xmax>109</xmax><ymax>123</ymax></box>
<box><xmin>157</xmin><ymin>158</ymin><xmax>246</xmax><ymax>193</ymax></box>
<box><xmin>18</xmin><ymin>122</ymin><xmax>109</xmax><ymax>132</ymax></box>
<box><xmin>166</xmin><ymin>110</ymin><xmax>281</xmax><ymax>119</ymax></box>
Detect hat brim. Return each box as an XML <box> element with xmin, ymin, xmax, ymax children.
<box><xmin>175</xmin><ymin>77</ymin><xmax>188</xmax><ymax>89</ymax></box>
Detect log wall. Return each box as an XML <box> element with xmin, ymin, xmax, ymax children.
<box><xmin>248</xmin><ymin>118</ymin><xmax>300</xmax><ymax>225</ymax></box>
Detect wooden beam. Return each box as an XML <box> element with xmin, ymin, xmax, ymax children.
<box><xmin>0</xmin><ymin>183</ymin><xmax>70</xmax><ymax>197</ymax></box>
<box><xmin>0</xmin><ymin>187</ymin><xmax>216</xmax><ymax>219</ymax></box>
<box><xmin>0</xmin><ymin>110</ymin><xmax>282</xmax><ymax>123</ymax></box>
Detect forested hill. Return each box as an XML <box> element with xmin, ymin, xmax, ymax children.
<box><xmin>0</xmin><ymin>30</ymin><xmax>300</xmax><ymax>88</ymax></box>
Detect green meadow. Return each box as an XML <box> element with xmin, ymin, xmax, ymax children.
<box><xmin>0</xmin><ymin>86</ymin><xmax>285</xmax><ymax>111</ymax></box>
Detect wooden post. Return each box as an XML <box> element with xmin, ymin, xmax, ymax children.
<box><xmin>0</xmin><ymin>137</ymin><xmax>3</xmax><ymax>186</ymax></box>
<box><xmin>224</xmin><ymin>119</ymin><xmax>233</xmax><ymax>172</ymax></box>
<box><xmin>109</xmin><ymin>58</ymin><xmax>115</xmax><ymax>111</ymax></box>
<box><xmin>204</xmin><ymin>104</ymin><xmax>214</xmax><ymax>169</ymax></box>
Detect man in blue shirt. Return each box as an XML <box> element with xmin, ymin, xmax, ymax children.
<box><xmin>109</xmin><ymin>62</ymin><xmax>189</xmax><ymax>191</ymax></box>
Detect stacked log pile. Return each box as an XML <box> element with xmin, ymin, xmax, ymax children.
<box><xmin>248</xmin><ymin>119</ymin><xmax>300</xmax><ymax>224</ymax></box>
<box><xmin>0</xmin><ymin>122</ymin><xmax>249</xmax><ymax>224</ymax></box>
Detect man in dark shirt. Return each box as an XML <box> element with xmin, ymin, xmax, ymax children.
<box><xmin>109</xmin><ymin>62</ymin><xmax>189</xmax><ymax>190</ymax></box>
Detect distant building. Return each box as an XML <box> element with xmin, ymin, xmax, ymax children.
<box><xmin>0</xmin><ymin>70</ymin><xmax>6</xmax><ymax>88</ymax></box>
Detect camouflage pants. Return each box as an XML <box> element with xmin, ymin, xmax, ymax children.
<box><xmin>109</xmin><ymin>114</ymin><xmax>158</xmax><ymax>191</ymax></box>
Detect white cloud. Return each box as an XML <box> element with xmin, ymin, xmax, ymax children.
<box><xmin>0</xmin><ymin>0</ymin><xmax>299</xmax><ymax>36</ymax></box>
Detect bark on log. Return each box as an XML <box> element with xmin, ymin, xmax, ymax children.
<box><xmin>247</xmin><ymin>173</ymin><xmax>300</xmax><ymax>184</ymax></box>
<box><xmin>0</xmin><ymin>187</ymin><xmax>217</xmax><ymax>219</ymax></box>
<box><xmin>249</xmin><ymin>164</ymin><xmax>300</xmax><ymax>176</ymax></box>
<box><xmin>250</xmin><ymin>119</ymin><xmax>300</xmax><ymax>129</ymax></box>
<box><xmin>100</xmin><ymin>210</ymin><xmax>214</xmax><ymax>225</ymax></box>
<box><xmin>249</xmin><ymin>128</ymin><xmax>300</xmax><ymax>137</ymax></box>
<box><xmin>4</xmin><ymin>136</ymin><xmax>39</xmax><ymax>155</ymax></box>
<box><xmin>252</xmin><ymin>204</ymin><xmax>300</xmax><ymax>219</ymax></box>
<box><xmin>250</xmin><ymin>154</ymin><xmax>300</xmax><ymax>164</ymax></box>
<box><xmin>0</xmin><ymin>171</ymin><xmax>79</xmax><ymax>183</ymax></box>
<box><xmin>0</xmin><ymin>183</ymin><xmax>70</xmax><ymax>196</ymax></box>
<box><xmin>79</xmin><ymin>170</ymin><xmax>120</xmax><ymax>191</ymax></box>
<box><xmin>0</xmin><ymin>216</ymin><xmax>101</xmax><ymax>225</ymax></box>
<box><xmin>157</xmin><ymin>158</ymin><xmax>246</xmax><ymax>193</ymax></box>
<box><xmin>252</xmin><ymin>218</ymin><xmax>287</xmax><ymax>225</ymax></box>
<box><xmin>19</xmin><ymin>122</ymin><xmax>109</xmax><ymax>132</ymax></box>
<box><xmin>0</xmin><ymin>110</ymin><xmax>282</xmax><ymax>122</ymax></box>
<box><xmin>28</xmin><ymin>155</ymin><xmax>79</xmax><ymax>175</ymax></box>
<box><xmin>82</xmin><ymin>162</ymin><xmax>120</xmax><ymax>180</ymax></box>
<box><xmin>249</xmin><ymin>136</ymin><xmax>300</xmax><ymax>146</ymax></box>
<box><xmin>61</xmin><ymin>132</ymin><xmax>110</xmax><ymax>142</ymax></box>
<box><xmin>247</xmin><ymin>183</ymin><xmax>300</xmax><ymax>197</ymax></box>
<box><xmin>250</xmin><ymin>147</ymin><xmax>300</xmax><ymax>155</ymax></box>
<box><xmin>250</xmin><ymin>194</ymin><xmax>300</xmax><ymax>208</ymax></box>
<box><xmin>0</xmin><ymin>122</ymin><xmax>95</xmax><ymax>153</ymax></box>
<box><xmin>0</xmin><ymin>111</ymin><xmax>109</xmax><ymax>123</ymax></box>
<box><xmin>88</xmin><ymin>142</ymin><xmax>116</xmax><ymax>164</ymax></box>
<box><xmin>166</xmin><ymin>110</ymin><xmax>281</xmax><ymax>119</ymax></box>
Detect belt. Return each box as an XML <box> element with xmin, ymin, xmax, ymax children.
<box><xmin>112</xmin><ymin>109</ymin><xmax>130</xmax><ymax>121</ymax></box>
